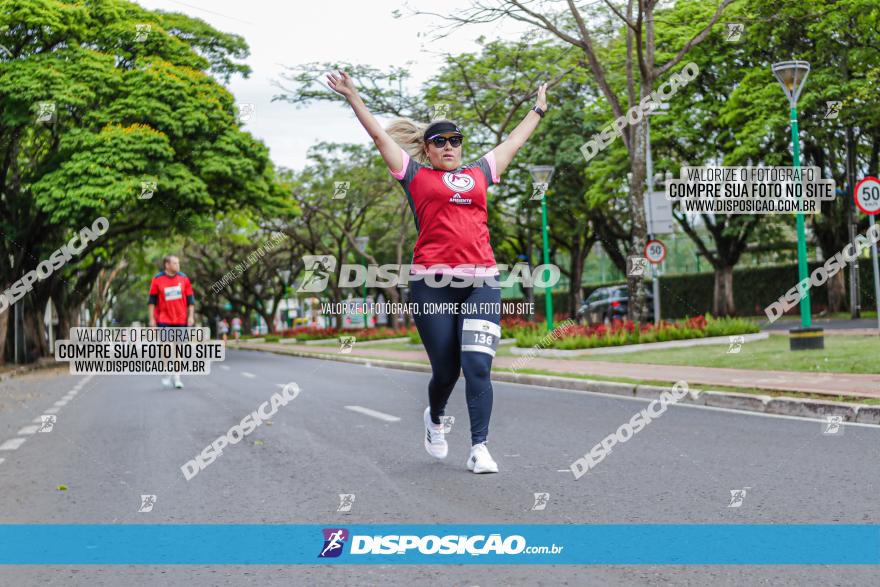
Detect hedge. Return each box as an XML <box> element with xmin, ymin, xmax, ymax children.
<box><xmin>526</xmin><ymin>258</ymin><xmax>878</xmax><ymax>319</ymax></box>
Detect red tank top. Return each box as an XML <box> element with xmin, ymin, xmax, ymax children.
<box><xmin>389</xmin><ymin>147</ymin><xmax>501</xmax><ymax>275</ymax></box>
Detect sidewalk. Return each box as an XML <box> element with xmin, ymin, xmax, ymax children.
<box><xmin>243</xmin><ymin>342</ymin><xmax>880</xmax><ymax>401</ymax></box>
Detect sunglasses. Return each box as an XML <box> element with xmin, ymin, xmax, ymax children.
<box><xmin>429</xmin><ymin>136</ymin><xmax>463</xmax><ymax>148</ymax></box>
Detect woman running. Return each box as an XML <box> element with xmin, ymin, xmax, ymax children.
<box><xmin>327</xmin><ymin>70</ymin><xmax>548</xmax><ymax>474</ymax></box>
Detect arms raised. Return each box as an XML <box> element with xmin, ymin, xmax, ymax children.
<box><xmin>327</xmin><ymin>70</ymin><xmax>404</xmax><ymax>174</ymax></box>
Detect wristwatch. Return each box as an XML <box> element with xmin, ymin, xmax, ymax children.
<box><xmin>532</xmin><ymin>105</ymin><xmax>546</xmax><ymax>118</ymax></box>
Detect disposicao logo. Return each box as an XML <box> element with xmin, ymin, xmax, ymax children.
<box><xmin>318</xmin><ymin>528</ymin><xmax>348</xmax><ymax>558</ymax></box>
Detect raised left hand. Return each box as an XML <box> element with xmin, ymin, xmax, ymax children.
<box><xmin>535</xmin><ymin>82</ymin><xmax>548</xmax><ymax>111</ymax></box>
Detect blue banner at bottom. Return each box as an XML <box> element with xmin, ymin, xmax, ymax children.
<box><xmin>0</xmin><ymin>525</ymin><xmax>877</xmax><ymax>564</ymax></box>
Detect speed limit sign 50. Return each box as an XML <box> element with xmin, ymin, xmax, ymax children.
<box><xmin>644</xmin><ymin>239</ymin><xmax>666</xmax><ymax>264</ymax></box>
<box><xmin>855</xmin><ymin>176</ymin><xmax>880</xmax><ymax>215</ymax></box>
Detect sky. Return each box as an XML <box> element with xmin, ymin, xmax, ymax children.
<box><xmin>137</xmin><ymin>0</ymin><xmax>530</xmax><ymax>171</ymax></box>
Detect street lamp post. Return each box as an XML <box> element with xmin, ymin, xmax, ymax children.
<box><xmin>528</xmin><ymin>165</ymin><xmax>556</xmax><ymax>332</ymax></box>
<box><xmin>771</xmin><ymin>60</ymin><xmax>823</xmax><ymax>350</ymax></box>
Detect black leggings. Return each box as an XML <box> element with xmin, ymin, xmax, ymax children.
<box><xmin>410</xmin><ymin>279</ymin><xmax>501</xmax><ymax>445</ymax></box>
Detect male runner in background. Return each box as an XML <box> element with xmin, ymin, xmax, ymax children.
<box><xmin>148</xmin><ymin>255</ymin><xmax>195</xmax><ymax>389</ymax></box>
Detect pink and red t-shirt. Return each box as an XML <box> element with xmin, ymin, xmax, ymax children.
<box><xmin>389</xmin><ymin>147</ymin><xmax>501</xmax><ymax>276</ymax></box>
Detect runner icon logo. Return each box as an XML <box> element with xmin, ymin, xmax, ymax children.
<box><xmin>823</xmin><ymin>415</ymin><xmax>844</xmax><ymax>435</ymax></box>
<box><xmin>338</xmin><ymin>336</ymin><xmax>356</xmax><ymax>354</ymax></box>
<box><xmin>725</xmin><ymin>23</ymin><xmax>744</xmax><ymax>42</ymax></box>
<box><xmin>319</xmin><ymin>528</ymin><xmax>349</xmax><ymax>558</ymax></box>
<box><xmin>298</xmin><ymin>255</ymin><xmax>337</xmax><ymax>293</ymax></box>
<box><xmin>531</xmin><ymin>492</ymin><xmax>550</xmax><ymax>511</ymax></box>
<box><xmin>140</xmin><ymin>180</ymin><xmax>156</xmax><ymax>199</ymax></box>
<box><xmin>824</xmin><ymin>101</ymin><xmax>842</xmax><ymax>120</ymax></box>
<box><xmin>337</xmin><ymin>493</ymin><xmax>355</xmax><ymax>512</ymax></box>
<box><xmin>38</xmin><ymin>415</ymin><xmax>56</xmax><ymax>433</ymax></box>
<box><xmin>333</xmin><ymin>181</ymin><xmax>350</xmax><ymax>199</ymax></box>
<box><xmin>728</xmin><ymin>488</ymin><xmax>748</xmax><ymax>508</ymax></box>
<box><xmin>727</xmin><ymin>335</ymin><xmax>744</xmax><ymax>354</ymax></box>
<box><xmin>530</xmin><ymin>182</ymin><xmax>548</xmax><ymax>201</ymax></box>
<box><xmin>138</xmin><ymin>494</ymin><xmax>156</xmax><ymax>512</ymax></box>
<box><xmin>627</xmin><ymin>256</ymin><xmax>648</xmax><ymax>276</ymax></box>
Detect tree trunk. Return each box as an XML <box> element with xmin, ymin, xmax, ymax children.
<box><xmin>827</xmin><ymin>269</ymin><xmax>846</xmax><ymax>313</ymax></box>
<box><xmin>567</xmin><ymin>237</ymin><xmax>590</xmax><ymax>320</ymax></box>
<box><xmin>0</xmin><ymin>303</ymin><xmax>8</xmax><ymax>365</ymax></box>
<box><xmin>383</xmin><ymin>286</ymin><xmax>401</xmax><ymax>329</ymax></box>
<box><xmin>23</xmin><ymin>300</ymin><xmax>49</xmax><ymax>361</ymax></box>
<box><xmin>712</xmin><ymin>265</ymin><xmax>735</xmax><ymax>316</ymax></box>
<box><xmin>627</xmin><ymin>115</ymin><xmax>650</xmax><ymax>322</ymax></box>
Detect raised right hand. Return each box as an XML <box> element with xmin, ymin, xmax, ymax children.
<box><xmin>326</xmin><ymin>70</ymin><xmax>357</xmax><ymax>98</ymax></box>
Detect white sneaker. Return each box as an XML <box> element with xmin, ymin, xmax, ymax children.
<box><xmin>423</xmin><ymin>407</ymin><xmax>448</xmax><ymax>459</ymax></box>
<box><xmin>161</xmin><ymin>377</ymin><xmax>171</xmax><ymax>388</ymax></box>
<box><xmin>173</xmin><ymin>375</ymin><xmax>183</xmax><ymax>389</ymax></box>
<box><xmin>467</xmin><ymin>443</ymin><xmax>498</xmax><ymax>474</ymax></box>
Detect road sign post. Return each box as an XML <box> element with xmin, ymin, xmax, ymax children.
<box><xmin>854</xmin><ymin>177</ymin><xmax>880</xmax><ymax>330</ymax></box>
<box><xmin>644</xmin><ymin>240</ymin><xmax>667</xmax><ymax>265</ymax></box>
<box><xmin>644</xmin><ymin>239</ymin><xmax>666</xmax><ymax>325</ymax></box>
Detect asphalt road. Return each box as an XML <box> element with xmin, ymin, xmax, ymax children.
<box><xmin>0</xmin><ymin>349</ymin><xmax>878</xmax><ymax>586</ymax></box>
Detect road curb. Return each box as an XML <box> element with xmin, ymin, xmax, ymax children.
<box><xmin>700</xmin><ymin>391</ymin><xmax>771</xmax><ymax>412</ymax></box>
<box><xmin>854</xmin><ymin>405</ymin><xmax>880</xmax><ymax>425</ymax></box>
<box><xmin>238</xmin><ymin>344</ymin><xmax>879</xmax><ymax>424</ymax></box>
<box><xmin>0</xmin><ymin>358</ymin><xmax>62</xmax><ymax>382</ymax></box>
<box><xmin>764</xmin><ymin>397</ymin><xmax>857</xmax><ymax>420</ymax></box>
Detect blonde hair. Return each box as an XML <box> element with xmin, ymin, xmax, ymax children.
<box><xmin>385</xmin><ymin>118</ymin><xmax>461</xmax><ymax>166</ymax></box>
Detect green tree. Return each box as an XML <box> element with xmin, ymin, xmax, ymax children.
<box><xmin>0</xmin><ymin>0</ymin><xmax>289</xmax><ymax>361</ymax></box>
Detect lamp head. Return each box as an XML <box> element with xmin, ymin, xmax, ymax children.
<box><xmin>527</xmin><ymin>165</ymin><xmax>555</xmax><ymax>185</ymax></box>
<box><xmin>771</xmin><ymin>60</ymin><xmax>811</xmax><ymax>108</ymax></box>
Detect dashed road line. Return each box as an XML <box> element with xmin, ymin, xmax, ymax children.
<box><xmin>344</xmin><ymin>405</ymin><xmax>401</xmax><ymax>422</ymax></box>
<box><xmin>45</xmin><ymin>407</ymin><xmax>60</xmax><ymax>414</ymax></box>
<box><xmin>241</xmin><ymin>372</ymin><xmax>256</xmax><ymax>378</ymax></box>
<box><xmin>0</xmin><ymin>438</ymin><xmax>27</xmax><ymax>451</ymax></box>
<box><xmin>17</xmin><ymin>425</ymin><xmax>40</xmax><ymax>435</ymax></box>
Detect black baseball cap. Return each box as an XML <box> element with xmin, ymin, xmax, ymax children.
<box><xmin>424</xmin><ymin>121</ymin><xmax>463</xmax><ymax>141</ymax></box>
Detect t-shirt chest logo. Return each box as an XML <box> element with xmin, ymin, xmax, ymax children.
<box><xmin>442</xmin><ymin>171</ymin><xmax>475</xmax><ymax>205</ymax></box>
<box><xmin>164</xmin><ymin>284</ymin><xmax>183</xmax><ymax>301</ymax></box>
<box><xmin>442</xmin><ymin>171</ymin><xmax>475</xmax><ymax>193</ymax></box>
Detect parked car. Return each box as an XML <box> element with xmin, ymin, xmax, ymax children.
<box><xmin>576</xmin><ymin>285</ymin><xmax>655</xmax><ymax>325</ymax></box>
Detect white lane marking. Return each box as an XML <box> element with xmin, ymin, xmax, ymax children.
<box><xmin>220</xmin><ymin>365</ymin><xmax>231</xmax><ymax>371</ymax></box>
<box><xmin>17</xmin><ymin>425</ymin><xmax>40</xmax><ymax>435</ymax></box>
<box><xmin>54</xmin><ymin>400</ymin><xmax>68</xmax><ymax>407</ymax></box>
<box><xmin>344</xmin><ymin>405</ymin><xmax>401</xmax><ymax>422</ymax></box>
<box><xmin>241</xmin><ymin>372</ymin><xmax>256</xmax><ymax>378</ymax></box>
<box><xmin>32</xmin><ymin>416</ymin><xmax>44</xmax><ymax>423</ymax></box>
<box><xmin>556</xmin><ymin>470</ymin><xmax>571</xmax><ymax>473</ymax></box>
<box><xmin>0</xmin><ymin>458</ymin><xmax>4</xmax><ymax>465</ymax></box>
<box><xmin>45</xmin><ymin>407</ymin><xmax>60</xmax><ymax>414</ymax></box>
<box><xmin>275</xmin><ymin>384</ymin><xmax>286</xmax><ymax>388</ymax></box>
<box><xmin>68</xmin><ymin>390</ymin><xmax>78</xmax><ymax>396</ymax></box>
<box><xmin>0</xmin><ymin>438</ymin><xmax>27</xmax><ymax>451</ymax></box>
